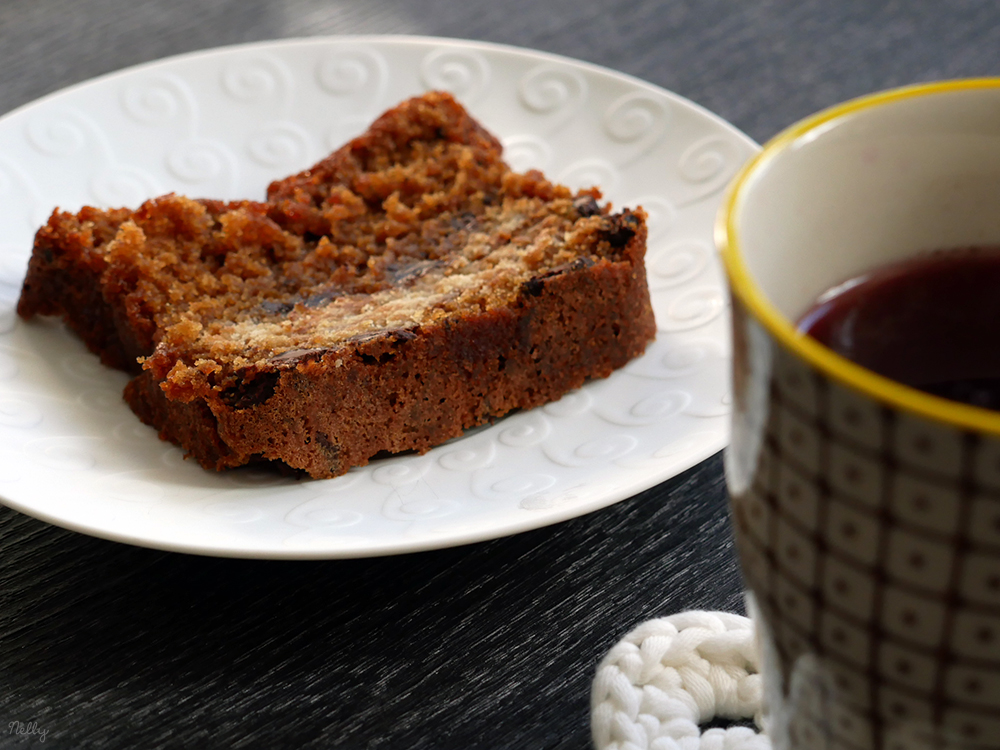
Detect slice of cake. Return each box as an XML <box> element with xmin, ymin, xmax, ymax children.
<box><xmin>17</xmin><ymin>92</ymin><xmax>656</xmax><ymax>478</ymax></box>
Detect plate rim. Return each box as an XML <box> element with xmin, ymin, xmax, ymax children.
<box><xmin>1</xmin><ymin>34</ymin><xmax>757</xmax><ymax>150</ymax></box>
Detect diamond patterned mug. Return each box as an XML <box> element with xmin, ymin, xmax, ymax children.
<box><xmin>718</xmin><ymin>79</ymin><xmax>1000</xmax><ymax>749</ymax></box>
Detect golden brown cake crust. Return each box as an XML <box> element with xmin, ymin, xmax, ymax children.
<box><xmin>17</xmin><ymin>92</ymin><xmax>656</xmax><ymax>478</ymax></box>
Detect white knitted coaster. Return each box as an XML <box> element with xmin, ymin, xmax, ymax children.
<box><xmin>591</xmin><ymin>611</ymin><xmax>770</xmax><ymax>750</ymax></box>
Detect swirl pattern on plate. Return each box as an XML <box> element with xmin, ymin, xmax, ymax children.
<box><xmin>501</xmin><ymin>134</ymin><xmax>552</xmax><ymax>172</ymax></box>
<box><xmin>317</xmin><ymin>46</ymin><xmax>389</xmax><ymax>107</ymax></box>
<box><xmin>648</xmin><ymin>240</ymin><xmax>711</xmax><ymax>289</ymax></box>
<box><xmin>603</xmin><ymin>92</ymin><xmax>671</xmax><ymax>167</ymax></box>
<box><xmin>221</xmin><ymin>55</ymin><xmax>293</xmax><ymax>106</ymax></box>
<box><xmin>519</xmin><ymin>65</ymin><xmax>587</xmax><ymax>115</ymax></box>
<box><xmin>166</xmin><ymin>138</ymin><xmax>238</xmax><ymax>192</ymax></box>
<box><xmin>26</xmin><ymin>110</ymin><xmax>94</xmax><ymax>157</ymax></box>
<box><xmin>90</xmin><ymin>165</ymin><xmax>161</xmax><ymax>207</ymax></box>
<box><xmin>676</xmin><ymin>135</ymin><xmax>745</xmax><ymax>206</ymax></box>
<box><xmin>419</xmin><ymin>48</ymin><xmax>490</xmax><ymax>102</ymax></box>
<box><xmin>246</xmin><ymin>122</ymin><xmax>312</xmax><ymax>168</ymax></box>
<box><xmin>120</xmin><ymin>74</ymin><xmax>198</xmax><ymax>130</ymax></box>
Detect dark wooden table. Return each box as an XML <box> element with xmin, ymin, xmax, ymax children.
<box><xmin>1</xmin><ymin>2</ymin><xmax>998</xmax><ymax>748</ymax></box>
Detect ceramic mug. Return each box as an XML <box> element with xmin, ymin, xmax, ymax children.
<box><xmin>718</xmin><ymin>79</ymin><xmax>1000</xmax><ymax>749</ymax></box>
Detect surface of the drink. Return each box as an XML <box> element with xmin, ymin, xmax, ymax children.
<box><xmin>796</xmin><ymin>247</ymin><xmax>1000</xmax><ymax>411</ymax></box>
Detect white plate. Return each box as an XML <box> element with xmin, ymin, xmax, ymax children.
<box><xmin>0</xmin><ymin>36</ymin><xmax>758</xmax><ymax>558</ymax></box>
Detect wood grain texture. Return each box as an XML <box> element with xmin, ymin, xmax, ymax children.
<box><xmin>0</xmin><ymin>457</ymin><xmax>740</xmax><ymax>749</ymax></box>
<box><xmin>3</xmin><ymin>1</ymin><xmax>1000</xmax><ymax>747</ymax></box>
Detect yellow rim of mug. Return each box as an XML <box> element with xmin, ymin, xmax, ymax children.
<box><xmin>717</xmin><ymin>77</ymin><xmax>1000</xmax><ymax>435</ymax></box>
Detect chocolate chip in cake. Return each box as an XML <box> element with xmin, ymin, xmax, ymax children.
<box><xmin>222</xmin><ymin>371</ymin><xmax>281</xmax><ymax>409</ymax></box>
<box><xmin>389</xmin><ymin>329</ymin><xmax>419</xmax><ymax>345</ymax></box>
<box><xmin>303</xmin><ymin>290</ymin><xmax>342</xmax><ymax>308</ymax></box>
<box><xmin>260</xmin><ymin>300</ymin><xmax>294</xmax><ymax>315</ymax></box>
<box><xmin>387</xmin><ymin>260</ymin><xmax>443</xmax><ymax>286</ymax></box>
<box><xmin>602</xmin><ymin>212</ymin><xmax>640</xmax><ymax>248</ymax></box>
<box><xmin>551</xmin><ymin>257</ymin><xmax>595</xmax><ymax>275</ymax></box>
<box><xmin>345</xmin><ymin>328</ymin><xmax>419</xmax><ymax>349</ymax></box>
<box><xmin>573</xmin><ymin>195</ymin><xmax>601</xmax><ymax>217</ymax></box>
<box><xmin>520</xmin><ymin>277</ymin><xmax>545</xmax><ymax>297</ymax></box>
<box><xmin>450</xmin><ymin>212</ymin><xmax>479</xmax><ymax>231</ymax></box>
<box><xmin>268</xmin><ymin>348</ymin><xmax>329</xmax><ymax>366</ymax></box>
<box><xmin>522</xmin><ymin>257</ymin><xmax>596</xmax><ymax>297</ymax></box>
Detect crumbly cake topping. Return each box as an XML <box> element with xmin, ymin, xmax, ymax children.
<box><xmin>105</xmin><ymin>186</ymin><xmax>638</xmax><ymax>397</ymax></box>
<box><xmin>73</xmin><ymin>92</ymin><xmax>643</xmax><ymax>399</ymax></box>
